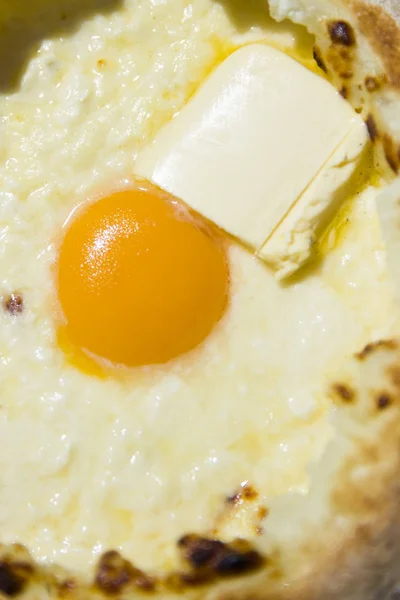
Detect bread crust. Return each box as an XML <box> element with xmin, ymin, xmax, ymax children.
<box><xmin>352</xmin><ymin>1</ymin><xmax>400</xmax><ymax>88</ymax></box>
<box><xmin>269</xmin><ymin>0</ymin><xmax>400</xmax><ymax>176</ymax></box>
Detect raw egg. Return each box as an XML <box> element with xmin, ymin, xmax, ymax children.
<box><xmin>56</xmin><ymin>186</ymin><xmax>229</xmax><ymax>368</ymax></box>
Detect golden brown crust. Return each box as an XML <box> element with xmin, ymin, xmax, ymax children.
<box><xmin>269</xmin><ymin>0</ymin><xmax>400</xmax><ymax>174</ymax></box>
<box><xmin>351</xmin><ymin>1</ymin><xmax>400</xmax><ymax>88</ymax></box>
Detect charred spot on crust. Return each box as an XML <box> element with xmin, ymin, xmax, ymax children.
<box><xmin>226</xmin><ymin>483</ymin><xmax>258</xmax><ymax>505</ymax></box>
<box><xmin>366</xmin><ymin>114</ymin><xmax>379</xmax><ymax>141</ymax></box>
<box><xmin>178</xmin><ymin>536</ymin><xmax>225</xmax><ymax>569</ymax></box>
<box><xmin>178</xmin><ymin>535</ymin><xmax>264</xmax><ymax>580</ymax></box>
<box><xmin>0</xmin><ymin>561</ymin><xmax>33</xmax><ymax>597</ymax></box>
<box><xmin>339</xmin><ymin>86</ymin><xmax>348</xmax><ymax>99</ymax></box>
<box><xmin>0</xmin><ymin>565</ymin><xmax>23</xmax><ymax>597</ymax></box>
<box><xmin>328</xmin><ymin>21</ymin><xmax>356</xmax><ymax>47</ymax></box>
<box><xmin>178</xmin><ymin>571</ymin><xmax>211</xmax><ymax>586</ymax></box>
<box><xmin>215</xmin><ymin>548</ymin><xmax>262</xmax><ymax>575</ymax></box>
<box><xmin>58</xmin><ymin>579</ymin><xmax>77</xmax><ymax>595</ymax></box>
<box><xmin>313</xmin><ymin>47</ymin><xmax>327</xmax><ymax>72</ymax></box>
<box><xmin>326</xmin><ymin>42</ymin><xmax>354</xmax><ymax>82</ymax></box>
<box><xmin>255</xmin><ymin>507</ymin><xmax>269</xmax><ymax>536</ymax></box>
<box><xmin>242</xmin><ymin>484</ymin><xmax>258</xmax><ymax>501</ymax></box>
<box><xmin>135</xmin><ymin>575</ymin><xmax>156</xmax><ymax>591</ymax></box>
<box><xmin>258</xmin><ymin>507</ymin><xmax>269</xmax><ymax>520</ymax></box>
<box><xmin>226</xmin><ymin>493</ymin><xmax>240</xmax><ymax>505</ymax></box>
<box><xmin>365</xmin><ymin>76</ymin><xmax>380</xmax><ymax>92</ymax></box>
<box><xmin>356</xmin><ymin>340</ymin><xmax>398</xmax><ymax>361</ymax></box>
<box><xmin>377</xmin><ymin>393</ymin><xmax>392</xmax><ymax>410</ymax></box>
<box><xmin>95</xmin><ymin>551</ymin><xmax>132</xmax><ymax>594</ymax></box>
<box><xmin>383</xmin><ymin>134</ymin><xmax>399</xmax><ymax>174</ymax></box>
<box><xmin>332</xmin><ymin>383</ymin><xmax>356</xmax><ymax>403</ymax></box>
<box><xmin>339</xmin><ymin>48</ymin><xmax>351</xmax><ymax>61</ymax></box>
<box><xmin>3</xmin><ymin>293</ymin><xmax>23</xmax><ymax>316</ymax></box>
<box><xmin>95</xmin><ymin>550</ymin><xmax>155</xmax><ymax>595</ymax></box>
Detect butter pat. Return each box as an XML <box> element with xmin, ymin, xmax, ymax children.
<box><xmin>259</xmin><ymin>121</ymin><xmax>369</xmax><ymax>278</ymax></box>
<box><xmin>134</xmin><ymin>44</ymin><xmax>368</xmax><ymax>274</ymax></box>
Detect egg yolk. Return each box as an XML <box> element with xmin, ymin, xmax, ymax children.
<box><xmin>57</xmin><ymin>186</ymin><xmax>229</xmax><ymax>368</ymax></box>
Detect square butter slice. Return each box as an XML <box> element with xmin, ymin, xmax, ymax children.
<box><xmin>259</xmin><ymin>121</ymin><xmax>368</xmax><ymax>278</ymax></box>
<box><xmin>134</xmin><ymin>44</ymin><xmax>367</xmax><ymax>271</ymax></box>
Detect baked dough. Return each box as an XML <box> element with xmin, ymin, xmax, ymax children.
<box><xmin>0</xmin><ymin>1</ymin><xmax>400</xmax><ymax>600</ymax></box>
<box><xmin>268</xmin><ymin>0</ymin><xmax>400</xmax><ymax>178</ymax></box>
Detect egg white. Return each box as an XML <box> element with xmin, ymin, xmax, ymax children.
<box><xmin>0</xmin><ymin>0</ymin><xmax>397</xmax><ymax>576</ymax></box>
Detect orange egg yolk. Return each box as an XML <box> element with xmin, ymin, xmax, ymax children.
<box><xmin>56</xmin><ymin>186</ymin><xmax>229</xmax><ymax>368</ymax></box>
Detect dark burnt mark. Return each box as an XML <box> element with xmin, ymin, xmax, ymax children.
<box><xmin>339</xmin><ymin>70</ymin><xmax>353</xmax><ymax>79</ymax></box>
<box><xmin>385</xmin><ymin>150</ymin><xmax>399</xmax><ymax>175</ymax></box>
<box><xmin>313</xmin><ymin>47</ymin><xmax>327</xmax><ymax>72</ymax></box>
<box><xmin>0</xmin><ymin>565</ymin><xmax>23</xmax><ymax>597</ymax></box>
<box><xmin>135</xmin><ymin>575</ymin><xmax>156</xmax><ymax>591</ymax></box>
<box><xmin>258</xmin><ymin>507</ymin><xmax>269</xmax><ymax>520</ymax></box>
<box><xmin>0</xmin><ymin>561</ymin><xmax>32</xmax><ymax>597</ymax></box>
<box><xmin>383</xmin><ymin>135</ymin><xmax>399</xmax><ymax>174</ymax></box>
<box><xmin>215</xmin><ymin>548</ymin><xmax>262</xmax><ymax>575</ymax></box>
<box><xmin>332</xmin><ymin>383</ymin><xmax>355</xmax><ymax>403</ymax></box>
<box><xmin>95</xmin><ymin>550</ymin><xmax>155</xmax><ymax>595</ymax></box>
<box><xmin>58</xmin><ymin>579</ymin><xmax>77</xmax><ymax>597</ymax></box>
<box><xmin>366</xmin><ymin>114</ymin><xmax>379</xmax><ymax>141</ymax></box>
<box><xmin>226</xmin><ymin>493</ymin><xmax>240</xmax><ymax>505</ymax></box>
<box><xmin>95</xmin><ymin>551</ymin><xmax>132</xmax><ymax>594</ymax></box>
<box><xmin>328</xmin><ymin>21</ymin><xmax>356</xmax><ymax>47</ymax></box>
<box><xmin>242</xmin><ymin>485</ymin><xmax>258</xmax><ymax>501</ymax></box>
<box><xmin>226</xmin><ymin>483</ymin><xmax>258</xmax><ymax>505</ymax></box>
<box><xmin>339</xmin><ymin>48</ymin><xmax>350</xmax><ymax>60</ymax></box>
<box><xmin>377</xmin><ymin>393</ymin><xmax>392</xmax><ymax>410</ymax></box>
<box><xmin>326</xmin><ymin>44</ymin><xmax>354</xmax><ymax>82</ymax></box>
<box><xmin>256</xmin><ymin>506</ymin><xmax>269</xmax><ymax>535</ymax></box>
<box><xmin>179</xmin><ymin>571</ymin><xmax>211</xmax><ymax>587</ymax></box>
<box><xmin>356</xmin><ymin>340</ymin><xmax>398</xmax><ymax>361</ymax></box>
<box><xmin>58</xmin><ymin>579</ymin><xmax>76</xmax><ymax>596</ymax></box>
<box><xmin>178</xmin><ymin>536</ymin><xmax>225</xmax><ymax>569</ymax></box>
<box><xmin>3</xmin><ymin>293</ymin><xmax>23</xmax><ymax>316</ymax></box>
<box><xmin>178</xmin><ymin>535</ymin><xmax>264</xmax><ymax>580</ymax></box>
<box><xmin>365</xmin><ymin>76</ymin><xmax>380</xmax><ymax>92</ymax></box>
<box><xmin>8</xmin><ymin>563</ymin><xmax>33</xmax><ymax>579</ymax></box>
<box><xmin>339</xmin><ymin>86</ymin><xmax>348</xmax><ymax>99</ymax></box>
